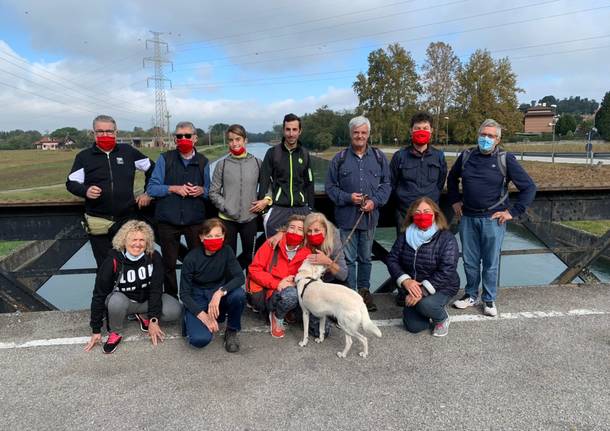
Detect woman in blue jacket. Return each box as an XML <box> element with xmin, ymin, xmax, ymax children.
<box><xmin>386</xmin><ymin>197</ymin><xmax>460</xmax><ymax>337</ymax></box>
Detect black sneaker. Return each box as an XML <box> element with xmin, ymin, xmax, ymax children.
<box><xmin>135</xmin><ymin>314</ymin><xmax>149</xmax><ymax>332</ymax></box>
<box><xmin>224</xmin><ymin>329</ymin><xmax>240</xmax><ymax>353</ymax></box>
<box><xmin>359</xmin><ymin>288</ymin><xmax>377</xmax><ymax>312</ymax></box>
<box><xmin>103</xmin><ymin>332</ymin><xmax>122</xmax><ymax>354</ymax></box>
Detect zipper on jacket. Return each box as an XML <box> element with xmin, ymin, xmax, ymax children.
<box><xmin>289</xmin><ymin>151</ymin><xmax>294</xmax><ymax>206</ymax></box>
<box><xmin>275</xmin><ymin>187</ymin><xmax>282</xmax><ymax>201</ymax></box>
<box><xmin>106</xmin><ymin>153</ymin><xmax>114</xmax><ymax>219</ymax></box>
<box><xmin>412</xmin><ymin>248</ymin><xmax>418</xmax><ymax>281</ymax></box>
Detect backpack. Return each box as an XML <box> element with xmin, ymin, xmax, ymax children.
<box><xmin>337</xmin><ymin>146</ymin><xmax>384</xmax><ymax>171</ymax></box>
<box><xmin>460</xmin><ymin>146</ymin><xmax>508</xmax><ymax>211</ymax></box>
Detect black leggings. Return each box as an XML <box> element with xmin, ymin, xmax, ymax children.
<box><xmin>223</xmin><ymin>218</ymin><xmax>258</xmax><ymax>270</ymax></box>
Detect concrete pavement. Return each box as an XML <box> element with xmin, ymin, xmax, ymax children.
<box><xmin>1</xmin><ymin>284</ymin><xmax>609</xmax><ymax>430</ymax></box>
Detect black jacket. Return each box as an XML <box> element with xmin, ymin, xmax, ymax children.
<box><xmin>386</xmin><ymin>229</ymin><xmax>460</xmax><ymax>297</ymax></box>
<box><xmin>179</xmin><ymin>245</ymin><xmax>245</xmax><ymax>316</ymax></box>
<box><xmin>390</xmin><ymin>146</ymin><xmax>447</xmax><ymax>213</ymax></box>
<box><xmin>66</xmin><ymin>144</ymin><xmax>154</xmax><ymax>219</ymax></box>
<box><xmin>90</xmin><ymin>250</ymin><xmax>164</xmax><ymax>333</ymax></box>
<box><xmin>258</xmin><ymin>141</ymin><xmax>315</xmax><ymax>208</ymax></box>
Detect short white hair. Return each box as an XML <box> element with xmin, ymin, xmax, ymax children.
<box><xmin>348</xmin><ymin>116</ymin><xmax>371</xmax><ymax>134</ymax></box>
<box><xmin>479</xmin><ymin>118</ymin><xmax>502</xmax><ymax>139</ymax></box>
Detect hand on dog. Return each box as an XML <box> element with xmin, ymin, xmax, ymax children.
<box><xmin>307</xmin><ymin>250</ymin><xmax>332</xmax><ymax>266</ymax></box>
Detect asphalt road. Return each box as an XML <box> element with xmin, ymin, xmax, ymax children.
<box><xmin>1</xmin><ymin>285</ymin><xmax>608</xmax><ymax>430</ymax></box>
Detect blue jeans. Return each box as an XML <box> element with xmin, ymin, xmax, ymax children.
<box><xmin>459</xmin><ymin>215</ymin><xmax>506</xmax><ymax>302</ymax></box>
<box><xmin>340</xmin><ymin>228</ymin><xmax>375</xmax><ymax>291</ymax></box>
<box><xmin>403</xmin><ymin>293</ymin><xmax>450</xmax><ymax>333</ymax></box>
<box><xmin>268</xmin><ymin>286</ymin><xmax>298</xmax><ymax>320</ymax></box>
<box><xmin>184</xmin><ymin>288</ymin><xmax>246</xmax><ymax>349</ymax></box>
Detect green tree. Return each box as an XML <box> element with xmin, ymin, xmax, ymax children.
<box><xmin>313</xmin><ymin>132</ymin><xmax>333</xmax><ymax>151</ymax></box>
<box><xmin>453</xmin><ymin>50</ymin><xmax>523</xmax><ymax>143</ymax></box>
<box><xmin>595</xmin><ymin>91</ymin><xmax>610</xmax><ymax>141</ymax></box>
<box><xmin>421</xmin><ymin>41</ymin><xmax>460</xmax><ymax>143</ymax></box>
<box><xmin>555</xmin><ymin>114</ymin><xmax>577</xmax><ymax>135</ymax></box>
<box><xmin>353</xmin><ymin>43</ymin><xmax>421</xmax><ymax>144</ymax></box>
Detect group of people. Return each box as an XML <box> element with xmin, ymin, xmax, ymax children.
<box><xmin>69</xmin><ymin>110</ymin><xmax>536</xmax><ymax>354</ymax></box>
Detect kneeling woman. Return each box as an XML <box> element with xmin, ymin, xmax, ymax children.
<box><xmin>85</xmin><ymin>220</ymin><xmax>182</xmax><ymax>354</ymax></box>
<box><xmin>180</xmin><ymin>218</ymin><xmax>245</xmax><ymax>352</ymax></box>
<box><xmin>386</xmin><ymin>197</ymin><xmax>460</xmax><ymax>337</ymax></box>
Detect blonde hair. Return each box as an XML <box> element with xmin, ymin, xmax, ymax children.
<box><xmin>112</xmin><ymin>220</ymin><xmax>156</xmax><ymax>255</ymax></box>
<box><xmin>304</xmin><ymin>212</ymin><xmax>336</xmax><ymax>255</ymax></box>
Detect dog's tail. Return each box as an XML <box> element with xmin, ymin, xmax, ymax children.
<box><xmin>360</xmin><ymin>304</ymin><xmax>382</xmax><ymax>338</ymax></box>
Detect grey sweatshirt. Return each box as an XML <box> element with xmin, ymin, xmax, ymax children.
<box><xmin>209</xmin><ymin>153</ymin><xmax>262</xmax><ymax>223</ymax></box>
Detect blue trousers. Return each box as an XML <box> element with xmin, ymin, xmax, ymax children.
<box><xmin>459</xmin><ymin>215</ymin><xmax>506</xmax><ymax>302</ymax></box>
<box><xmin>340</xmin><ymin>228</ymin><xmax>375</xmax><ymax>291</ymax></box>
<box><xmin>184</xmin><ymin>288</ymin><xmax>246</xmax><ymax>349</ymax></box>
<box><xmin>402</xmin><ymin>293</ymin><xmax>450</xmax><ymax>333</ymax></box>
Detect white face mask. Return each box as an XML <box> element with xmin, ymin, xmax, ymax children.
<box><xmin>124</xmin><ymin>251</ymin><xmax>145</xmax><ymax>261</ymax></box>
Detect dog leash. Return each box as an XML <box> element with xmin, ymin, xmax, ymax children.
<box><xmin>331</xmin><ymin>195</ymin><xmax>370</xmax><ymax>265</ymax></box>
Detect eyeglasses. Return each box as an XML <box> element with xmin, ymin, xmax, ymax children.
<box><xmin>175</xmin><ymin>133</ymin><xmax>193</xmax><ymax>139</ymax></box>
<box><xmin>94</xmin><ymin>129</ymin><xmax>116</xmax><ymax>135</ymax></box>
<box><xmin>479</xmin><ymin>133</ymin><xmax>497</xmax><ymax>139</ymax></box>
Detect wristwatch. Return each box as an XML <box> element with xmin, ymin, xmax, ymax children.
<box><xmin>219</xmin><ymin>287</ymin><xmax>228</xmax><ymax>296</ymax></box>
<box><xmin>150</xmin><ymin>317</ymin><xmax>159</xmax><ymax>324</ymax></box>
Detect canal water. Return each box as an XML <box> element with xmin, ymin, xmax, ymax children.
<box><xmin>37</xmin><ymin>143</ymin><xmax>610</xmax><ymax>310</ymax></box>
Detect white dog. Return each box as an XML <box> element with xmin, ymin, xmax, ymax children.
<box><xmin>295</xmin><ymin>260</ymin><xmax>382</xmax><ymax>358</ymax></box>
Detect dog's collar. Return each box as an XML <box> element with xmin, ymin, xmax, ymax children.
<box><xmin>300</xmin><ymin>277</ymin><xmax>318</xmax><ymax>299</ymax></box>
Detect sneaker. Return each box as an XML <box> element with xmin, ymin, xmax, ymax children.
<box><xmin>269</xmin><ymin>312</ymin><xmax>285</xmax><ymax>338</ymax></box>
<box><xmin>432</xmin><ymin>318</ymin><xmax>450</xmax><ymax>337</ymax></box>
<box><xmin>453</xmin><ymin>294</ymin><xmax>478</xmax><ymax>309</ymax></box>
<box><xmin>224</xmin><ymin>329</ymin><xmax>240</xmax><ymax>353</ymax></box>
<box><xmin>135</xmin><ymin>314</ymin><xmax>149</xmax><ymax>332</ymax></box>
<box><xmin>483</xmin><ymin>301</ymin><xmax>498</xmax><ymax>317</ymax></box>
<box><xmin>359</xmin><ymin>288</ymin><xmax>377</xmax><ymax>312</ymax></box>
<box><xmin>103</xmin><ymin>332</ymin><xmax>122</xmax><ymax>354</ymax></box>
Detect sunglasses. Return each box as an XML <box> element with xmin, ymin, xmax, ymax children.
<box><xmin>175</xmin><ymin>133</ymin><xmax>193</xmax><ymax>139</ymax></box>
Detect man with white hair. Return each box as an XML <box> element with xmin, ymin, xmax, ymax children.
<box><xmin>326</xmin><ymin>115</ymin><xmax>391</xmax><ymax>311</ymax></box>
<box><xmin>447</xmin><ymin>119</ymin><xmax>536</xmax><ymax>316</ymax></box>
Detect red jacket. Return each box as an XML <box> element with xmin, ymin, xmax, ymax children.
<box><xmin>248</xmin><ymin>238</ymin><xmax>311</xmax><ymax>298</ymax></box>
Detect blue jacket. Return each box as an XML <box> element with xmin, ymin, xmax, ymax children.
<box><xmin>386</xmin><ymin>229</ymin><xmax>460</xmax><ymax>297</ymax></box>
<box><xmin>325</xmin><ymin>146</ymin><xmax>391</xmax><ymax>230</ymax></box>
<box><xmin>447</xmin><ymin>147</ymin><xmax>536</xmax><ymax>218</ymax></box>
<box><xmin>390</xmin><ymin>146</ymin><xmax>447</xmax><ymax>213</ymax></box>
<box><xmin>147</xmin><ymin>150</ymin><xmax>211</xmax><ymax>226</ymax></box>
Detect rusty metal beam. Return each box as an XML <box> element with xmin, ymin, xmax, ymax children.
<box><xmin>552</xmin><ymin>229</ymin><xmax>610</xmax><ymax>284</ymax></box>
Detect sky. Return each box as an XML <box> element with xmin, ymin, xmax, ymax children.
<box><xmin>0</xmin><ymin>0</ymin><xmax>608</xmax><ymax>133</ymax></box>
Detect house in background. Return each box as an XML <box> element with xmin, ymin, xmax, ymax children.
<box><xmin>34</xmin><ymin>137</ymin><xmax>61</xmax><ymax>150</ymax></box>
<box><xmin>524</xmin><ymin>105</ymin><xmax>556</xmax><ymax>133</ymax></box>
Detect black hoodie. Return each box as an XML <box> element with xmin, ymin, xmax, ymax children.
<box><xmin>90</xmin><ymin>249</ymin><xmax>163</xmax><ymax>333</ymax></box>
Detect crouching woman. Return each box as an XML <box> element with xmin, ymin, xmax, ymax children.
<box><xmin>180</xmin><ymin>218</ymin><xmax>245</xmax><ymax>353</ymax></box>
<box><xmin>386</xmin><ymin>197</ymin><xmax>460</xmax><ymax>337</ymax></box>
<box><xmin>85</xmin><ymin>220</ymin><xmax>182</xmax><ymax>354</ymax></box>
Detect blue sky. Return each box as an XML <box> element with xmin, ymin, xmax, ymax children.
<box><xmin>0</xmin><ymin>0</ymin><xmax>608</xmax><ymax>133</ymax></box>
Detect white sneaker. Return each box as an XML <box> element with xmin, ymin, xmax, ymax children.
<box><xmin>453</xmin><ymin>294</ymin><xmax>478</xmax><ymax>309</ymax></box>
<box><xmin>483</xmin><ymin>301</ymin><xmax>498</xmax><ymax>317</ymax></box>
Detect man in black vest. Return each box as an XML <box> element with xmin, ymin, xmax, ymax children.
<box><xmin>147</xmin><ymin>121</ymin><xmax>210</xmax><ymax>298</ymax></box>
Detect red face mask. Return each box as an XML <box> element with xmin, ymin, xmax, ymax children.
<box><xmin>176</xmin><ymin>138</ymin><xmax>194</xmax><ymax>155</ymax></box>
<box><xmin>229</xmin><ymin>146</ymin><xmax>246</xmax><ymax>156</ymax></box>
<box><xmin>202</xmin><ymin>237</ymin><xmax>224</xmax><ymax>252</ymax></box>
<box><xmin>413</xmin><ymin>213</ymin><xmax>434</xmax><ymax>230</ymax></box>
<box><xmin>285</xmin><ymin>232</ymin><xmax>304</xmax><ymax>247</ymax></box>
<box><xmin>307</xmin><ymin>233</ymin><xmax>325</xmax><ymax>247</ymax></box>
<box><xmin>412</xmin><ymin>129</ymin><xmax>431</xmax><ymax>146</ymax></box>
<box><xmin>96</xmin><ymin>136</ymin><xmax>116</xmax><ymax>152</ymax></box>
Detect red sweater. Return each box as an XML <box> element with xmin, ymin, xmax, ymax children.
<box><xmin>248</xmin><ymin>238</ymin><xmax>311</xmax><ymax>298</ymax></box>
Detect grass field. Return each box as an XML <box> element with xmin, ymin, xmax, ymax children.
<box><xmin>561</xmin><ymin>220</ymin><xmax>610</xmax><ymax>236</ymax></box>
<box><xmin>0</xmin><ymin>241</ymin><xmax>27</xmax><ymax>258</ymax></box>
<box><xmin>0</xmin><ymin>145</ymin><xmax>227</xmax><ymax>202</ymax></box>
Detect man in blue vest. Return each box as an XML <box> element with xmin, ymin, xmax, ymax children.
<box><xmin>390</xmin><ymin>111</ymin><xmax>447</xmax><ymax>236</ymax></box>
<box><xmin>147</xmin><ymin>121</ymin><xmax>210</xmax><ymax>298</ymax></box>
<box><xmin>447</xmin><ymin>119</ymin><xmax>536</xmax><ymax>316</ymax></box>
